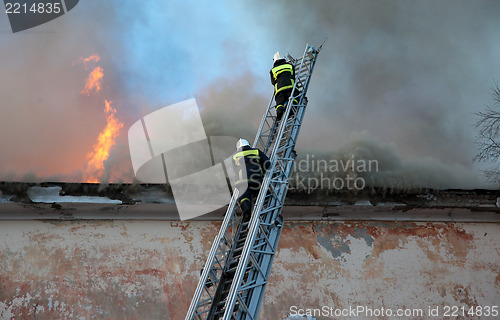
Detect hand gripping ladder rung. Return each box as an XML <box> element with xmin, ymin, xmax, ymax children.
<box><xmin>185</xmin><ymin>43</ymin><xmax>322</xmax><ymax>320</ymax></box>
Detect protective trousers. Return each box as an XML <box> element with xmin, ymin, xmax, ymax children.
<box><xmin>275</xmin><ymin>89</ymin><xmax>300</xmax><ymax>121</ymax></box>
<box><xmin>237</xmin><ymin>181</ymin><xmax>261</xmax><ymax>218</ymax></box>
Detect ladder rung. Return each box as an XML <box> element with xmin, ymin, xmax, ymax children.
<box><xmin>233</xmin><ymin>246</ymin><xmax>243</xmax><ymax>254</ymax></box>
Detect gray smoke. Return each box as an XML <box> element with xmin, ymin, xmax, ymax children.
<box><xmin>238</xmin><ymin>0</ymin><xmax>500</xmax><ymax>188</ymax></box>
<box><xmin>1</xmin><ymin>0</ymin><xmax>498</xmax><ymax>189</ymax></box>
<box><xmin>0</xmin><ymin>2</ymin><xmax>135</xmax><ymax>182</ymax></box>
<box><xmin>198</xmin><ymin>72</ymin><xmax>268</xmax><ymax>141</ymax></box>
<box><xmin>289</xmin><ymin>132</ymin><xmax>484</xmax><ymax>192</ymax></box>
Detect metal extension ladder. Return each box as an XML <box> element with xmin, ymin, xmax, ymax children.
<box><xmin>185</xmin><ymin>43</ymin><xmax>322</xmax><ymax>320</ymax></box>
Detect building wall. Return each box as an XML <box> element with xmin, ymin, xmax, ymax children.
<box><xmin>0</xmin><ymin>220</ymin><xmax>499</xmax><ymax>320</ymax></box>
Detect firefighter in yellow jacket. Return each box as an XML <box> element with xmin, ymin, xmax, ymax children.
<box><xmin>270</xmin><ymin>51</ymin><xmax>298</xmax><ymax>121</ymax></box>
<box><xmin>232</xmin><ymin>138</ymin><xmax>270</xmax><ymax>219</ymax></box>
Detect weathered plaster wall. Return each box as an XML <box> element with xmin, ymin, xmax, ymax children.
<box><xmin>0</xmin><ymin>220</ymin><xmax>499</xmax><ymax>320</ymax></box>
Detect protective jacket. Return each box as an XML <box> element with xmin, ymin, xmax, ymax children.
<box><xmin>232</xmin><ymin>146</ymin><xmax>270</xmax><ymax>186</ymax></box>
<box><xmin>270</xmin><ymin>59</ymin><xmax>295</xmax><ymax>94</ymax></box>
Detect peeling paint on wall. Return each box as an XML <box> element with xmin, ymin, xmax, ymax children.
<box><xmin>265</xmin><ymin>221</ymin><xmax>499</xmax><ymax>320</ymax></box>
<box><xmin>0</xmin><ymin>220</ymin><xmax>499</xmax><ymax>320</ymax></box>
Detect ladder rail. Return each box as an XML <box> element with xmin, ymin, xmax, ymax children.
<box><xmin>243</xmin><ymin>106</ymin><xmax>307</xmax><ymax>318</ymax></box>
<box><xmin>244</xmin><ymin>45</ymin><xmax>322</xmax><ymax>319</ymax></box>
<box><xmin>185</xmin><ymin>43</ymin><xmax>322</xmax><ymax>320</ymax></box>
<box><xmin>221</xmin><ymin>44</ymin><xmax>321</xmax><ymax>320</ymax></box>
<box><xmin>185</xmin><ymin>190</ymin><xmax>240</xmax><ymax>319</ymax></box>
<box><xmin>222</xmin><ymin>133</ymin><xmax>291</xmax><ymax>319</ymax></box>
<box><xmin>231</xmin><ymin>116</ymin><xmax>299</xmax><ymax>320</ymax></box>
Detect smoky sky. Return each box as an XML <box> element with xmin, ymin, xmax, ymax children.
<box><xmin>0</xmin><ymin>0</ymin><xmax>499</xmax><ymax>188</ymax></box>
<box><xmin>246</xmin><ymin>0</ymin><xmax>500</xmax><ymax>158</ymax></box>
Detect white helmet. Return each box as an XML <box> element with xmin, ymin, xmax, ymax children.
<box><xmin>236</xmin><ymin>138</ymin><xmax>250</xmax><ymax>150</ymax></box>
<box><xmin>273</xmin><ymin>51</ymin><xmax>282</xmax><ymax>62</ymax></box>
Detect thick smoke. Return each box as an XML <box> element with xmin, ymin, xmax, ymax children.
<box><xmin>241</xmin><ymin>0</ymin><xmax>500</xmax><ymax>188</ymax></box>
<box><xmin>0</xmin><ymin>1</ymin><xmax>498</xmax><ymax>189</ymax></box>
<box><xmin>0</xmin><ymin>1</ymin><xmax>248</xmax><ymax>182</ymax></box>
<box><xmin>290</xmin><ymin>132</ymin><xmax>484</xmax><ymax>193</ymax></box>
<box><xmin>197</xmin><ymin>72</ymin><xmax>268</xmax><ymax>140</ymax></box>
<box><xmin>0</xmin><ymin>2</ymin><xmax>127</xmax><ymax>182</ymax></box>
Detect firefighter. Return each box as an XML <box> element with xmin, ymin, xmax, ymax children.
<box><xmin>232</xmin><ymin>138</ymin><xmax>270</xmax><ymax>220</ymax></box>
<box><xmin>270</xmin><ymin>51</ymin><xmax>299</xmax><ymax>121</ymax></box>
<box><xmin>200</xmin><ymin>139</ymin><xmax>269</xmax><ymax>288</ymax></box>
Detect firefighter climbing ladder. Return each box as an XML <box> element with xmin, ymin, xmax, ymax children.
<box><xmin>185</xmin><ymin>43</ymin><xmax>322</xmax><ymax>320</ymax></box>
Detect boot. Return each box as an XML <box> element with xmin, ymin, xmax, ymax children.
<box><xmin>276</xmin><ymin>105</ymin><xmax>284</xmax><ymax>121</ymax></box>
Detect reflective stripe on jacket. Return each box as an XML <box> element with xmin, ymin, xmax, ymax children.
<box><xmin>232</xmin><ymin>147</ymin><xmax>270</xmax><ymax>186</ymax></box>
<box><xmin>270</xmin><ymin>60</ymin><xmax>295</xmax><ymax>94</ymax></box>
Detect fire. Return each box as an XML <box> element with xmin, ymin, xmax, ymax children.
<box><xmin>78</xmin><ymin>54</ymin><xmax>124</xmax><ymax>183</ymax></box>
<box><xmin>83</xmin><ymin>100</ymin><xmax>124</xmax><ymax>183</ymax></box>
<box><xmin>81</xmin><ymin>66</ymin><xmax>104</xmax><ymax>95</ymax></box>
<box><xmin>82</xmin><ymin>55</ymin><xmax>100</xmax><ymax>63</ymax></box>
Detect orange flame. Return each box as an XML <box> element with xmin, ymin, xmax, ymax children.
<box><xmin>82</xmin><ymin>55</ymin><xmax>100</xmax><ymax>63</ymax></box>
<box><xmin>83</xmin><ymin>100</ymin><xmax>124</xmax><ymax>183</ymax></box>
<box><xmin>81</xmin><ymin>66</ymin><xmax>104</xmax><ymax>95</ymax></box>
<box><xmin>73</xmin><ymin>54</ymin><xmax>101</xmax><ymax>68</ymax></box>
